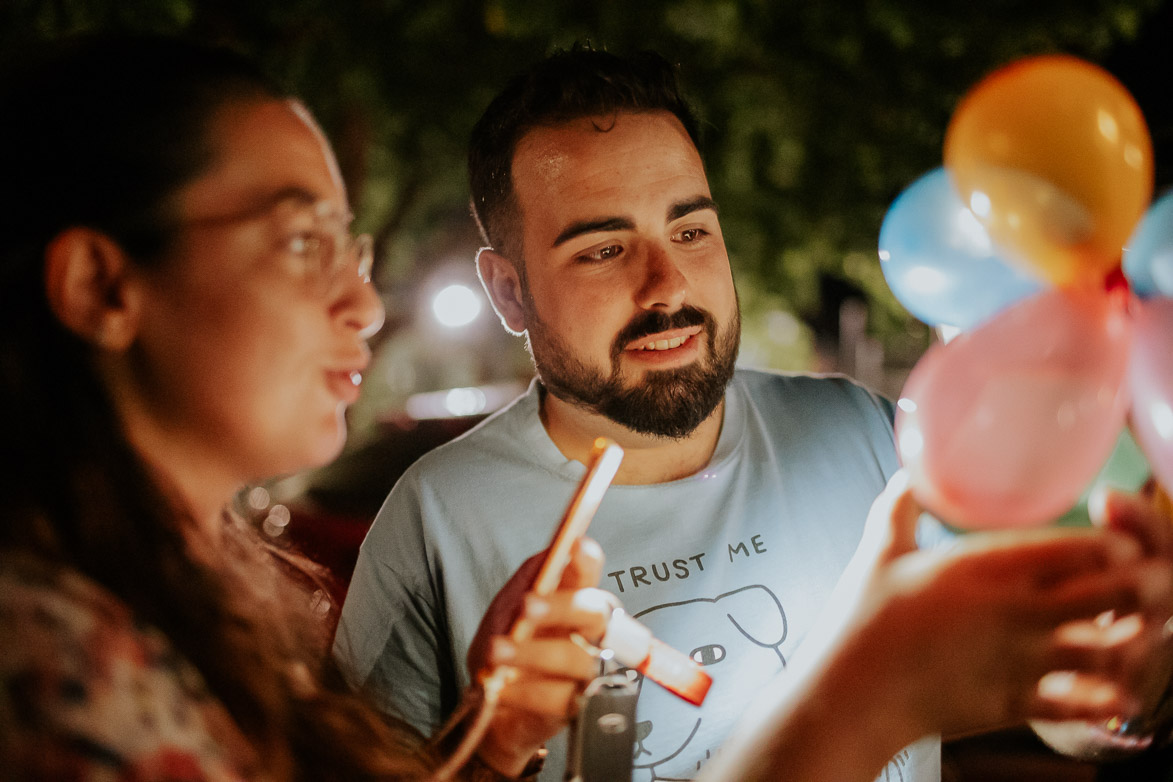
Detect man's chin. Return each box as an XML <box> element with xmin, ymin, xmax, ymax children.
<box><xmin>534</xmin><ymin>337</ymin><xmax>735</xmax><ymax>439</ymax></box>
<box><xmin>616</xmin><ymin>355</ymin><xmax>711</xmax><ymax>385</ymax></box>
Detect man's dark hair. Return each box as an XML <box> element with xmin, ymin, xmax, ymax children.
<box><xmin>468</xmin><ymin>46</ymin><xmax>702</xmax><ymax>264</ymax></box>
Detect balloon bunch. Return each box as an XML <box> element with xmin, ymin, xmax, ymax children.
<box><xmin>880</xmin><ymin>55</ymin><xmax>1173</xmax><ymax>530</ymax></box>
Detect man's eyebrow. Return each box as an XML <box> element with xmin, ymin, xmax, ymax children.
<box><xmin>552</xmin><ymin>216</ymin><xmax>636</xmax><ymax>248</ymax></box>
<box><xmin>668</xmin><ymin>196</ymin><xmax>719</xmax><ymax>222</ymax></box>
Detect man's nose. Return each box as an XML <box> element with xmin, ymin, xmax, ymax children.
<box><xmin>634</xmin><ymin>242</ymin><xmax>687</xmax><ymax>311</ymax></box>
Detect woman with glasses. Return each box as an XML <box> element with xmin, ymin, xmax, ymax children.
<box><xmin>0</xmin><ymin>35</ymin><xmax>608</xmax><ymax>780</ymax></box>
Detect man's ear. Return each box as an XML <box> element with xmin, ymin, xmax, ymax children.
<box><xmin>43</xmin><ymin>227</ymin><xmax>143</xmax><ymax>350</ymax></box>
<box><xmin>476</xmin><ymin>247</ymin><xmax>527</xmax><ymax>336</ymax></box>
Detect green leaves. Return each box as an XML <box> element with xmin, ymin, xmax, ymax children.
<box><xmin>3</xmin><ymin>0</ymin><xmax>1163</xmax><ymax>360</ymax></box>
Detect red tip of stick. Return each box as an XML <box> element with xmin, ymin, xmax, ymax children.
<box><xmin>639</xmin><ymin>639</ymin><xmax>714</xmax><ymax>706</ymax></box>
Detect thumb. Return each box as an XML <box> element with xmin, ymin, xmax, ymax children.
<box><xmin>559</xmin><ymin>537</ymin><xmax>604</xmax><ymax>590</ymax></box>
<box><xmin>792</xmin><ymin>471</ymin><xmax>922</xmax><ymax>667</ymax></box>
<box><xmin>864</xmin><ymin>469</ymin><xmax>922</xmax><ymax>563</ymax></box>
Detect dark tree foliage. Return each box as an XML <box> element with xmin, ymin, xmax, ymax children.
<box><xmin>3</xmin><ymin>0</ymin><xmax>1169</xmax><ymax>358</ymax></box>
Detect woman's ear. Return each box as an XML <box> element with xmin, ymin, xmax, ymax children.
<box><xmin>476</xmin><ymin>247</ymin><xmax>527</xmax><ymax>336</ymax></box>
<box><xmin>43</xmin><ymin>227</ymin><xmax>143</xmax><ymax>350</ymax></box>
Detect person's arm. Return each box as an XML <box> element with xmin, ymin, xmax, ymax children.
<box><xmin>699</xmin><ymin>471</ymin><xmax>1173</xmax><ymax>782</ymax></box>
<box><xmin>333</xmin><ymin>482</ymin><xmax>454</xmax><ymax>737</ymax></box>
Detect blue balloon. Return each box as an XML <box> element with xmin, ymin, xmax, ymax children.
<box><xmin>879</xmin><ymin>168</ymin><xmax>1043</xmax><ymax>330</ymax></box>
<box><xmin>1123</xmin><ymin>190</ymin><xmax>1173</xmax><ymax>298</ymax></box>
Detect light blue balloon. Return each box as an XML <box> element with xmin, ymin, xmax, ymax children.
<box><xmin>878</xmin><ymin>168</ymin><xmax>1043</xmax><ymax>330</ymax></box>
<box><xmin>1123</xmin><ymin>190</ymin><xmax>1173</xmax><ymax>298</ymax></box>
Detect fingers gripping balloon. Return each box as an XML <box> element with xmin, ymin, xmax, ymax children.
<box><xmin>882</xmin><ymin>55</ymin><xmax>1173</xmax><ymax>530</ymax></box>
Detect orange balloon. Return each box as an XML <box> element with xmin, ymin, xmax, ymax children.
<box><xmin>945</xmin><ymin>55</ymin><xmax>1153</xmax><ymax>286</ymax></box>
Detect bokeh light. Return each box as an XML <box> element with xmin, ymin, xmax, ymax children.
<box><xmin>432</xmin><ymin>284</ymin><xmax>482</xmax><ymax>328</ymax></box>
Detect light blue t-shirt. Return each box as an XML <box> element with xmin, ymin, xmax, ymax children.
<box><xmin>335</xmin><ymin>369</ymin><xmax>940</xmax><ymax>781</ymax></box>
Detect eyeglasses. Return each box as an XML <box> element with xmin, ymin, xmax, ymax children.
<box><xmin>282</xmin><ymin>200</ymin><xmax>375</xmax><ymax>290</ymax></box>
<box><xmin>179</xmin><ymin>193</ymin><xmax>375</xmax><ymax>294</ymax></box>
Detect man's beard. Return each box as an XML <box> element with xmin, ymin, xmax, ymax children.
<box><xmin>522</xmin><ymin>287</ymin><xmax>740</xmax><ymax>440</ymax></box>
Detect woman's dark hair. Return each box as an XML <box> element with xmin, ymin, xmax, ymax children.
<box><xmin>0</xmin><ymin>34</ymin><xmax>429</xmax><ymax>780</ymax></box>
<box><xmin>468</xmin><ymin>45</ymin><xmax>702</xmax><ymax>264</ymax></box>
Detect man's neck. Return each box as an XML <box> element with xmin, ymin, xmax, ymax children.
<box><xmin>538</xmin><ymin>387</ymin><xmax>725</xmax><ymax>485</ymax></box>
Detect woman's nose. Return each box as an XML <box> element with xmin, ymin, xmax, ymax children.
<box><xmin>334</xmin><ymin>269</ymin><xmax>386</xmax><ymax>338</ymax></box>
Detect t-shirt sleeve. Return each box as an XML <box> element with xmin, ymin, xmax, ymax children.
<box><xmin>874</xmin><ymin>390</ymin><xmax>897</xmax><ymax>428</ymax></box>
<box><xmin>825</xmin><ymin>376</ymin><xmax>958</xmax><ymax>550</ymax></box>
<box><xmin>854</xmin><ymin>380</ymin><xmax>959</xmax><ymax>551</ymax></box>
<box><xmin>333</xmin><ymin>475</ymin><xmax>457</xmax><ymax>737</ymax></box>
<box><xmin>836</xmin><ymin>375</ymin><xmax>899</xmax><ymax>470</ymax></box>
<box><xmin>0</xmin><ymin>561</ymin><xmax>247</xmax><ymax>781</ymax></box>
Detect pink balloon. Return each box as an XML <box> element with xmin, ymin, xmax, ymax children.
<box><xmin>895</xmin><ymin>287</ymin><xmax>1132</xmax><ymax>529</ymax></box>
<box><xmin>1129</xmin><ymin>297</ymin><xmax>1173</xmax><ymax>491</ymax></box>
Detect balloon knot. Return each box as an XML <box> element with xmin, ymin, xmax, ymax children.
<box><xmin>1104</xmin><ymin>266</ymin><xmax>1129</xmax><ymax>295</ymax></box>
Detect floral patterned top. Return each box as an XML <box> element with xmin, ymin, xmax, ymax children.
<box><xmin>0</xmin><ymin>554</ymin><xmax>254</xmax><ymax>781</ymax></box>
<box><xmin>0</xmin><ymin>555</ymin><xmax>534</xmax><ymax>782</ymax></box>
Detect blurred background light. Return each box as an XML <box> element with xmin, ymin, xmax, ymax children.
<box><xmin>404</xmin><ymin>381</ymin><xmax>526</xmax><ymax>420</ymax></box>
<box><xmin>444</xmin><ymin>386</ymin><xmax>488</xmax><ymax>416</ymax></box>
<box><xmin>432</xmin><ymin>284</ymin><xmax>482</xmax><ymax>328</ymax></box>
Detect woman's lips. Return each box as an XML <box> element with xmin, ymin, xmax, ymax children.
<box><xmin>325</xmin><ymin>369</ymin><xmax>363</xmax><ymax>404</ymax></box>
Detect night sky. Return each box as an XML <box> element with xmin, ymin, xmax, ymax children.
<box><xmin>1108</xmin><ymin>1</ymin><xmax>1173</xmax><ymax>189</ymax></box>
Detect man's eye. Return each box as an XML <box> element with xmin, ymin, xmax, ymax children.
<box><xmin>579</xmin><ymin>245</ymin><xmax>624</xmax><ymax>262</ymax></box>
<box><xmin>675</xmin><ymin>228</ymin><xmax>708</xmax><ymax>243</ymax></box>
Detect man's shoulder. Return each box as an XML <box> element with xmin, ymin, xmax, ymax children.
<box><xmin>733</xmin><ymin>367</ymin><xmax>893</xmax><ymax>415</ymax></box>
<box><xmin>392</xmin><ymin>383</ymin><xmax>548</xmax><ymax>493</ymax></box>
